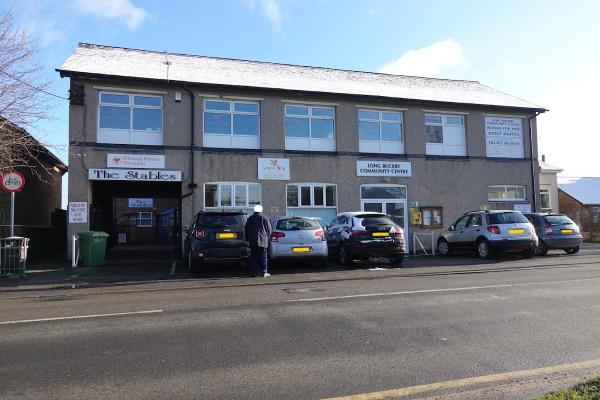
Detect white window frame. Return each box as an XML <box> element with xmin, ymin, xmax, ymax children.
<box><xmin>425</xmin><ymin>113</ymin><xmax>466</xmax><ymax>156</ymax></box>
<box><xmin>488</xmin><ymin>185</ymin><xmax>527</xmax><ymax>201</ymax></box>
<box><xmin>98</xmin><ymin>91</ymin><xmax>163</xmax><ymax>145</ymax></box>
<box><xmin>204</xmin><ymin>182</ymin><xmax>261</xmax><ymax>210</ymax></box>
<box><xmin>137</xmin><ymin>211</ymin><xmax>153</xmax><ymax>228</ymax></box>
<box><xmin>358</xmin><ymin>109</ymin><xmax>404</xmax><ymax>154</ymax></box>
<box><xmin>540</xmin><ymin>189</ymin><xmax>551</xmax><ymax>211</ymax></box>
<box><xmin>203</xmin><ymin>99</ymin><xmax>260</xmax><ymax>149</ymax></box>
<box><xmin>286</xmin><ymin>183</ymin><xmax>338</xmax><ymax>208</ymax></box>
<box><xmin>284</xmin><ymin>104</ymin><xmax>336</xmax><ymax>152</ymax></box>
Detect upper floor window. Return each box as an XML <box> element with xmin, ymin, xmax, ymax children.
<box><xmin>488</xmin><ymin>185</ymin><xmax>526</xmax><ymax>201</ymax></box>
<box><xmin>203</xmin><ymin>100</ymin><xmax>260</xmax><ymax>149</ymax></box>
<box><xmin>98</xmin><ymin>92</ymin><xmax>163</xmax><ymax>145</ymax></box>
<box><xmin>284</xmin><ymin>104</ymin><xmax>335</xmax><ymax>152</ymax></box>
<box><xmin>358</xmin><ymin>109</ymin><xmax>404</xmax><ymax>154</ymax></box>
<box><xmin>425</xmin><ymin>114</ymin><xmax>466</xmax><ymax>156</ymax></box>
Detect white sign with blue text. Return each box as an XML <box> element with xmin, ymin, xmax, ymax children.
<box><xmin>356</xmin><ymin>161</ymin><xmax>412</xmax><ymax>177</ymax></box>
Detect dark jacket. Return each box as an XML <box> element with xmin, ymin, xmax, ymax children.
<box><xmin>244</xmin><ymin>212</ymin><xmax>272</xmax><ymax>248</ymax></box>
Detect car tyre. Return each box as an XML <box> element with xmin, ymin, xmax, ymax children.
<box><xmin>476</xmin><ymin>239</ymin><xmax>492</xmax><ymax>259</ymax></box>
<box><xmin>388</xmin><ymin>255</ymin><xmax>404</xmax><ymax>266</ymax></box>
<box><xmin>536</xmin><ymin>240</ymin><xmax>548</xmax><ymax>256</ymax></box>
<box><xmin>565</xmin><ymin>246</ymin><xmax>580</xmax><ymax>255</ymax></box>
<box><xmin>337</xmin><ymin>244</ymin><xmax>352</xmax><ymax>266</ymax></box>
<box><xmin>437</xmin><ymin>238</ymin><xmax>452</xmax><ymax>257</ymax></box>
<box><xmin>521</xmin><ymin>248</ymin><xmax>535</xmax><ymax>259</ymax></box>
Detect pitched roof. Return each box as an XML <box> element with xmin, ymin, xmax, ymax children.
<box><xmin>58</xmin><ymin>43</ymin><xmax>545</xmax><ymax>111</ymax></box>
<box><xmin>539</xmin><ymin>160</ymin><xmax>563</xmax><ymax>173</ymax></box>
<box><xmin>558</xmin><ymin>177</ymin><xmax>600</xmax><ymax>205</ymax></box>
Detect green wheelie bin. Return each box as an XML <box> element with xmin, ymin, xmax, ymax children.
<box><xmin>78</xmin><ymin>231</ymin><xmax>109</xmax><ymax>266</ymax></box>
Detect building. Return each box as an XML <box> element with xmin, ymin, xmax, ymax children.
<box><xmin>0</xmin><ymin>121</ymin><xmax>68</xmax><ymax>258</ymax></box>
<box><xmin>539</xmin><ymin>155</ymin><xmax>562</xmax><ymax>213</ymax></box>
<box><xmin>558</xmin><ymin>177</ymin><xmax>600</xmax><ymax>237</ymax></box>
<box><xmin>58</xmin><ymin>43</ymin><xmax>546</xmax><ymax>258</ymax></box>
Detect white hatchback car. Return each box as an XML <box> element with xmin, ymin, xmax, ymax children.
<box><xmin>269</xmin><ymin>216</ymin><xmax>328</xmax><ymax>266</ymax></box>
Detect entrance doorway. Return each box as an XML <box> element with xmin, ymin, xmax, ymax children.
<box><xmin>360</xmin><ymin>185</ymin><xmax>408</xmax><ymax>251</ymax></box>
<box><xmin>90</xmin><ymin>181</ymin><xmax>182</xmax><ymax>259</ymax></box>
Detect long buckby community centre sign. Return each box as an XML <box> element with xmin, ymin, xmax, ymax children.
<box><xmin>356</xmin><ymin>161</ymin><xmax>412</xmax><ymax>177</ymax></box>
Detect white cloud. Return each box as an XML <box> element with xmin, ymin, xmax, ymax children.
<box><xmin>244</xmin><ymin>0</ymin><xmax>282</xmax><ymax>31</ymax></box>
<box><xmin>536</xmin><ymin>73</ymin><xmax>600</xmax><ymax>177</ymax></box>
<box><xmin>378</xmin><ymin>39</ymin><xmax>469</xmax><ymax>78</ymax></box>
<box><xmin>74</xmin><ymin>0</ymin><xmax>150</xmax><ymax>29</ymax></box>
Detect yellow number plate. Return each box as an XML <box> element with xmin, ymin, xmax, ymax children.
<box><xmin>292</xmin><ymin>247</ymin><xmax>311</xmax><ymax>253</ymax></box>
<box><xmin>561</xmin><ymin>229</ymin><xmax>574</xmax><ymax>234</ymax></box>
<box><xmin>508</xmin><ymin>228</ymin><xmax>525</xmax><ymax>234</ymax></box>
<box><xmin>216</xmin><ymin>232</ymin><xmax>236</xmax><ymax>239</ymax></box>
<box><xmin>372</xmin><ymin>232</ymin><xmax>389</xmax><ymax>237</ymax></box>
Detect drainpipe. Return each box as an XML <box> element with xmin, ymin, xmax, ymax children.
<box><xmin>183</xmin><ymin>86</ymin><xmax>197</xmax><ymax>204</ymax></box>
<box><xmin>528</xmin><ymin>111</ymin><xmax>542</xmax><ymax>212</ymax></box>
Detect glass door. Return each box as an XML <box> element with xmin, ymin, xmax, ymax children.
<box><xmin>385</xmin><ymin>201</ymin><xmax>405</xmax><ymax>228</ymax></box>
<box><xmin>363</xmin><ymin>202</ymin><xmax>383</xmax><ymax>213</ymax></box>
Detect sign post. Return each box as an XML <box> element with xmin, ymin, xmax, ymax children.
<box><xmin>1</xmin><ymin>171</ymin><xmax>26</xmax><ymax>237</ymax></box>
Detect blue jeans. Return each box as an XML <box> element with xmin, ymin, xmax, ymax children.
<box><xmin>250</xmin><ymin>246</ymin><xmax>268</xmax><ymax>276</ymax></box>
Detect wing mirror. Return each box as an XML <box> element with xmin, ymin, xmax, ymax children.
<box><xmin>449</xmin><ymin>224</ymin><xmax>455</xmax><ymax>231</ymax></box>
<box><xmin>322</xmin><ymin>225</ymin><xmax>329</xmax><ymax>230</ymax></box>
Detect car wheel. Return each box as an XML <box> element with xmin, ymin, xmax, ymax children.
<box><xmin>437</xmin><ymin>238</ymin><xmax>452</xmax><ymax>257</ymax></box>
<box><xmin>565</xmin><ymin>246</ymin><xmax>580</xmax><ymax>255</ymax></box>
<box><xmin>536</xmin><ymin>240</ymin><xmax>548</xmax><ymax>256</ymax></box>
<box><xmin>388</xmin><ymin>255</ymin><xmax>404</xmax><ymax>266</ymax></box>
<box><xmin>337</xmin><ymin>244</ymin><xmax>352</xmax><ymax>266</ymax></box>
<box><xmin>476</xmin><ymin>239</ymin><xmax>492</xmax><ymax>259</ymax></box>
<box><xmin>521</xmin><ymin>248</ymin><xmax>535</xmax><ymax>259</ymax></box>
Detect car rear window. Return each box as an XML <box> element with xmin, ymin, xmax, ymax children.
<box><xmin>486</xmin><ymin>212</ymin><xmax>529</xmax><ymax>224</ymax></box>
<box><xmin>275</xmin><ymin>218</ymin><xmax>320</xmax><ymax>230</ymax></box>
<box><xmin>544</xmin><ymin>215</ymin><xmax>575</xmax><ymax>226</ymax></box>
<box><xmin>355</xmin><ymin>214</ymin><xmax>395</xmax><ymax>226</ymax></box>
<box><xmin>197</xmin><ymin>214</ymin><xmax>245</xmax><ymax>228</ymax></box>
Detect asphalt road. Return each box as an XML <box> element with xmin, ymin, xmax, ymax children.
<box><xmin>2</xmin><ymin>246</ymin><xmax>600</xmax><ymax>399</ymax></box>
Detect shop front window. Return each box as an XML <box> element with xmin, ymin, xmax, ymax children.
<box><xmin>286</xmin><ymin>183</ymin><xmax>337</xmax><ymax>223</ymax></box>
<box><xmin>204</xmin><ymin>182</ymin><xmax>261</xmax><ymax>212</ymax></box>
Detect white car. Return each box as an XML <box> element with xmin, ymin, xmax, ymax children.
<box><xmin>269</xmin><ymin>216</ymin><xmax>328</xmax><ymax>266</ymax></box>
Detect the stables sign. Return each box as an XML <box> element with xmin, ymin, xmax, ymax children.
<box><xmin>356</xmin><ymin>161</ymin><xmax>412</xmax><ymax>177</ymax></box>
<box><xmin>88</xmin><ymin>169</ymin><xmax>182</xmax><ymax>181</ymax></box>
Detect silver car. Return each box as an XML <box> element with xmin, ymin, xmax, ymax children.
<box><xmin>437</xmin><ymin>210</ymin><xmax>538</xmax><ymax>259</ymax></box>
<box><xmin>269</xmin><ymin>216</ymin><xmax>328</xmax><ymax>266</ymax></box>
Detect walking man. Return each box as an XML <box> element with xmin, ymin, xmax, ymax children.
<box><xmin>244</xmin><ymin>204</ymin><xmax>272</xmax><ymax>277</ymax></box>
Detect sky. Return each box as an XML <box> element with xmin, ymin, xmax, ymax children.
<box><xmin>5</xmin><ymin>0</ymin><xmax>600</xmax><ymax>188</ymax></box>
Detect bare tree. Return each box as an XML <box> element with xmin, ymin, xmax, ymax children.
<box><xmin>0</xmin><ymin>9</ymin><xmax>63</xmax><ymax>179</ymax></box>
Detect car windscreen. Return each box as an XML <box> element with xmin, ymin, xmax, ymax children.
<box><xmin>355</xmin><ymin>215</ymin><xmax>395</xmax><ymax>226</ymax></box>
<box><xmin>486</xmin><ymin>212</ymin><xmax>529</xmax><ymax>224</ymax></box>
<box><xmin>276</xmin><ymin>218</ymin><xmax>320</xmax><ymax>230</ymax></box>
<box><xmin>196</xmin><ymin>214</ymin><xmax>245</xmax><ymax>228</ymax></box>
<box><xmin>544</xmin><ymin>215</ymin><xmax>575</xmax><ymax>226</ymax></box>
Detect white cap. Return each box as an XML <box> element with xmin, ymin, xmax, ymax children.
<box><xmin>254</xmin><ymin>204</ymin><xmax>263</xmax><ymax>213</ymax></box>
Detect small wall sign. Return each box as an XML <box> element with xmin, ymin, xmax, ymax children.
<box><xmin>107</xmin><ymin>153</ymin><xmax>165</xmax><ymax>169</ymax></box>
<box><xmin>69</xmin><ymin>202</ymin><xmax>88</xmax><ymax>223</ymax></box>
<box><xmin>357</xmin><ymin>161</ymin><xmax>412</xmax><ymax>177</ymax></box>
<box><xmin>258</xmin><ymin>158</ymin><xmax>290</xmax><ymax>180</ymax></box>
<box><xmin>128</xmin><ymin>198</ymin><xmax>153</xmax><ymax>208</ymax></box>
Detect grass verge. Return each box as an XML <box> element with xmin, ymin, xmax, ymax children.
<box><xmin>533</xmin><ymin>377</ymin><xmax>600</xmax><ymax>399</ymax></box>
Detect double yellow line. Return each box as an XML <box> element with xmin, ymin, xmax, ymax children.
<box><xmin>324</xmin><ymin>359</ymin><xmax>600</xmax><ymax>400</ymax></box>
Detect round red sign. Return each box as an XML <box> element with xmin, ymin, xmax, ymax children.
<box><xmin>1</xmin><ymin>171</ymin><xmax>26</xmax><ymax>192</ymax></box>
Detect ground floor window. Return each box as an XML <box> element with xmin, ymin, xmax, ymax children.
<box><xmin>136</xmin><ymin>211</ymin><xmax>153</xmax><ymax>228</ymax></box>
<box><xmin>540</xmin><ymin>189</ymin><xmax>551</xmax><ymax>211</ymax></box>
<box><xmin>204</xmin><ymin>182</ymin><xmax>261</xmax><ymax>212</ymax></box>
<box><xmin>286</xmin><ymin>183</ymin><xmax>337</xmax><ymax>223</ymax></box>
<box><xmin>488</xmin><ymin>185</ymin><xmax>526</xmax><ymax>201</ymax></box>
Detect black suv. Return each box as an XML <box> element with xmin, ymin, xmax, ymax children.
<box><xmin>184</xmin><ymin>211</ymin><xmax>250</xmax><ymax>271</ymax></box>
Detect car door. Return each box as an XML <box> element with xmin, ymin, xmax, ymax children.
<box><xmin>326</xmin><ymin>216</ymin><xmax>343</xmax><ymax>250</ymax></box>
<box><xmin>446</xmin><ymin>215</ymin><xmax>470</xmax><ymax>248</ymax></box>
<box><xmin>463</xmin><ymin>214</ymin><xmax>483</xmax><ymax>244</ymax></box>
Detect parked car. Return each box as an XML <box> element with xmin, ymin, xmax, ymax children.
<box><xmin>523</xmin><ymin>213</ymin><xmax>583</xmax><ymax>255</ymax></box>
<box><xmin>437</xmin><ymin>210</ymin><xmax>538</xmax><ymax>259</ymax></box>
<box><xmin>269</xmin><ymin>216</ymin><xmax>328</xmax><ymax>266</ymax></box>
<box><xmin>325</xmin><ymin>212</ymin><xmax>405</xmax><ymax>266</ymax></box>
<box><xmin>184</xmin><ymin>210</ymin><xmax>250</xmax><ymax>271</ymax></box>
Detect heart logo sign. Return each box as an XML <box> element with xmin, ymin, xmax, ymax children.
<box><xmin>113</xmin><ymin>157</ymin><xmax>120</xmax><ymax>164</ymax></box>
